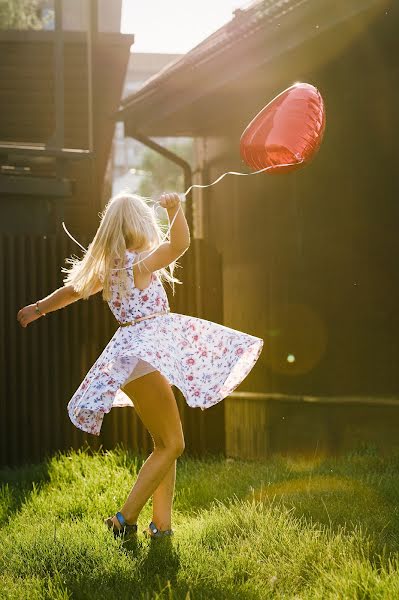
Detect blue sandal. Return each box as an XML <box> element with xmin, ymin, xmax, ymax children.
<box><xmin>144</xmin><ymin>520</ymin><xmax>174</xmax><ymax>538</ymax></box>
<box><xmin>105</xmin><ymin>511</ymin><xmax>138</xmax><ymax>539</ymax></box>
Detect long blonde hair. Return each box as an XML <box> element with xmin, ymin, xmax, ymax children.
<box><xmin>62</xmin><ymin>192</ymin><xmax>182</xmax><ymax>302</ymax></box>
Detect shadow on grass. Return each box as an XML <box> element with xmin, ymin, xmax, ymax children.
<box><xmin>67</xmin><ymin>537</ymin><xmax>234</xmax><ymax>600</ymax></box>
<box><xmin>0</xmin><ymin>461</ymin><xmax>50</xmax><ymax>526</ymax></box>
<box><xmin>135</xmin><ymin>537</ymin><xmax>181</xmax><ymax>591</ymax></box>
<box><xmin>131</xmin><ymin>537</ymin><xmax>245</xmax><ymax>600</ymax></box>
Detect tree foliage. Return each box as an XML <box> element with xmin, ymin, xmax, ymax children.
<box><xmin>0</xmin><ymin>0</ymin><xmax>46</xmax><ymax>30</ymax></box>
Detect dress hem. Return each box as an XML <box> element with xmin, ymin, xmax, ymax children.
<box><xmin>193</xmin><ymin>337</ymin><xmax>264</xmax><ymax>411</ymax></box>
<box><xmin>68</xmin><ymin>324</ymin><xmax>264</xmax><ymax>435</ymax></box>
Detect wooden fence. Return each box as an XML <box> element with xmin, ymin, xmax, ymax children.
<box><xmin>1</xmin><ymin>234</ymin><xmax>225</xmax><ymax>468</ymax></box>
<box><xmin>225</xmin><ymin>392</ymin><xmax>399</xmax><ymax>459</ymax></box>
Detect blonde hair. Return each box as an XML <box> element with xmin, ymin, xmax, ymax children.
<box><xmin>62</xmin><ymin>192</ymin><xmax>182</xmax><ymax>302</ymax></box>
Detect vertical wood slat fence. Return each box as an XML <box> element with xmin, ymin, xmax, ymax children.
<box><xmin>1</xmin><ymin>234</ymin><xmax>225</xmax><ymax>469</ymax></box>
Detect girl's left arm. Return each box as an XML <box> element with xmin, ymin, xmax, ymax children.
<box><xmin>17</xmin><ymin>279</ymin><xmax>103</xmax><ymax>328</ymax></box>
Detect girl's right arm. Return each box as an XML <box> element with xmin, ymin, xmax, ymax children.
<box><xmin>17</xmin><ymin>279</ymin><xmax>103</xmax><ymax>328</ymax></box>
<box><xmin>138</xmin><ymin>193</ymin><xmax>191</xmax><ymax>274</ymax></box>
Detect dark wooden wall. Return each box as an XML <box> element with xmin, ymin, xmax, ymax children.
<box><xmin>199</xmin><ymin>6</ymin><xmax>399</xmax><ymax>400</ymax></box>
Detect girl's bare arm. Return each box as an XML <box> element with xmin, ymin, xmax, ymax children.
<box><xmin>17</xmin><ymin>280</ymin><xmax>103</xmax><ymax>328</ymax></box>
<box><xmin>138</xmin><ymin>193</ymin><xmax>191</xmax><ymax>274</ymax></box>
<box><xmin>166</xmin><ymin>194</ymin><xmax>190</xmax><ymax>250</ymax></box>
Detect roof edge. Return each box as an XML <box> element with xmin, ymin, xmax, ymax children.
<box><xmin>0</xmin><ymin>30</ymin><xmax>134</xmax><ymax>45</ymax></box>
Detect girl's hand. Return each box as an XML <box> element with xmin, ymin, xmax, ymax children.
<box><xmin>17</xmin><ymin>304</ymin><xmax>42</xmax><ymax>328</ymax></box>
<box><xmin>159</xmin><ymin>192</ymin><xmax>181</xmax><ymax>211</ymax></box>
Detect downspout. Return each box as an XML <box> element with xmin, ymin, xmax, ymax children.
<box><xmin>130</xmin><ymin>132</ymin><xmax>193</xmax><ymax>233</ymax></box>
<box><xmin>127</xmin><ymin>131</ymin><xmax>198</xmax><ymax>316</ymax></box>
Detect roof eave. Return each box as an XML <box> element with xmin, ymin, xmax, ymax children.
<box><xmin>116</xmin><ymin>0</ymin><xmax>384</xmax><ymax>136</ymax></box>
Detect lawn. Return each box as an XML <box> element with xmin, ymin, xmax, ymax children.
<box><xmin>1</xmin><ymin>445</ymin><xmax>399</xmax><ymax>599</ymax></box>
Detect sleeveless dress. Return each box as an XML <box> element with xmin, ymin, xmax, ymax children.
<box><xmin>67</xmin><ymin>249</ymin><xmax>264</xmax><ymax>436</ymax></box>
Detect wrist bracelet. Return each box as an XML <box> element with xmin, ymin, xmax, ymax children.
<box><xmin>35</xmin><ymin>301</ymin><xmax>46</xmax><ymax>316</ymax></box>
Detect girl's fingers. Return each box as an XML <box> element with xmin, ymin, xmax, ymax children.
<box><xmin>159</xmin><ymin>192</ymin><xmax>180</xmax><ymax>209</ymax></box>
<box><xmin>17</xmin><ymin>306</ymin><xmax>36</xmax><ymax>327</ymax></box>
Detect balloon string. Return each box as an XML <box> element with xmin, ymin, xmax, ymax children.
<box><xmin>62</xmin><ymin>159</ymin><xmax>304</xmax><ymax>271</ymax></box>
<box><xmin>62</xmin><ymin>203</ymin><xmax>182</xmax><ymax>272</ymax></box>
<box><xmin>183</xmin><ymin>161</ymin><xmax>303</xmax><ymax>195</ymax></box>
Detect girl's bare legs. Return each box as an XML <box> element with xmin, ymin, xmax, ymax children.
<box><xmin>107</xmin><ymin>370</ymin><xmax>184</xmax><ymax>532</ymax></box>
<box><xmin>128</xmin><ymin>380</ymin><xmax>178</xmax><ymax>529</ymax></box>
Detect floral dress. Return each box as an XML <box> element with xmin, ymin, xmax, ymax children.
<box><xmin>68</xmin><ymin>250</ymin><xmax>264</xmax><ymax>436</ymax></box>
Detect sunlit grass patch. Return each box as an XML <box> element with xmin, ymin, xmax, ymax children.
<box><xmin>1</xmin><ymin>446</ymin><xmax>399</xmax><ymax>599</ymax></box>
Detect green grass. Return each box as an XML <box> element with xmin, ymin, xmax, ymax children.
<box><xmin>1</xmin><ymin>445</ymin><xmax>399</xmax><ymax>599</ymax></box>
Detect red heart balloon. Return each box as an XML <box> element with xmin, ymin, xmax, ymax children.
<box><xmin>240</xmin><ymin>82</ymin><xmax>326</xmax><ymax>174</ymax></box>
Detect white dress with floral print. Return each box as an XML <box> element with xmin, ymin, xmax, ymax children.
<box><xmin>67</xmin><ymin>250</ymin><xmax>264</xmax><ymax>436</ymax></box>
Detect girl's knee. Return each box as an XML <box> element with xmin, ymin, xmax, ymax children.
<box><xmin>173</xmin><ymin>436</ymin><xmax>185</xmax><ymax>457</ymax></box>
<box><xmin>159</xmin><ymin>436</ymin><xmax>185</xmax><ymax>458</ymax></box>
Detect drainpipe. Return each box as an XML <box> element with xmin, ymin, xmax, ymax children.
<box><xmin>130</xmin><ymin>132</ymin><xmax>193</xmax><ymax>233</ymax></box>
<box><xmin>127</xmin><ymin>131</ymin><xmax>198</xmax><ymax>315</ymax></box>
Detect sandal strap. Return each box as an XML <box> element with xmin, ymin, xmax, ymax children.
<box><xmin>148</xmin><ymin>521</ymin><xmax>173</xmax><ymax>537</ymax></box>
<box><xmin>115</xmin><ymin>511</ymin><xmax>137</xmax><ymax>534</ymax></box>
<box><xmin>116</xmin><ymin>511</ymin><xmax>127</xmax><ymax>528</ymax></box>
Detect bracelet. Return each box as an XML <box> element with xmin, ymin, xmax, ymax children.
<box><xmin>35</xmin><ymin>301</ymin><xmax>46</xmax><ymax>317</ymax></box>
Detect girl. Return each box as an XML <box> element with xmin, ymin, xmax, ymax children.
<box><xmin>17</xmin><ymin>192</ymin><xmax>264</xmax><ymax>540</ymax></box>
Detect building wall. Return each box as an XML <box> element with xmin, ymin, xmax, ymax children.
<box><xmin>40</xmin><ymin>0</ymin><xmax>123</xmax><ymax>32</ymax></box>
<box><xmin>0</xmin><ymin>31</ymin><xmax>132</xmax><ymax>237</ymax></box>
<box><xmin>196</xmin><ymin>12</ymin><xmax>399</xmax><ymax>398</ymax></box>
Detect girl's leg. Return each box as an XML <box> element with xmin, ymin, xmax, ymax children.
<box><xmin>129</xmin><ymin>384</ymin><xmax>177</xmax><ymax>530</ymax></box>
<box><xmin>110</xmin><ymin>370</ymin><xmax>184</xmax><ymax>530</ymax></box>
<box><xmin>151</xmin><ymin>461</ymin><xmax>176</xmax><ymax>530</ymax></box>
